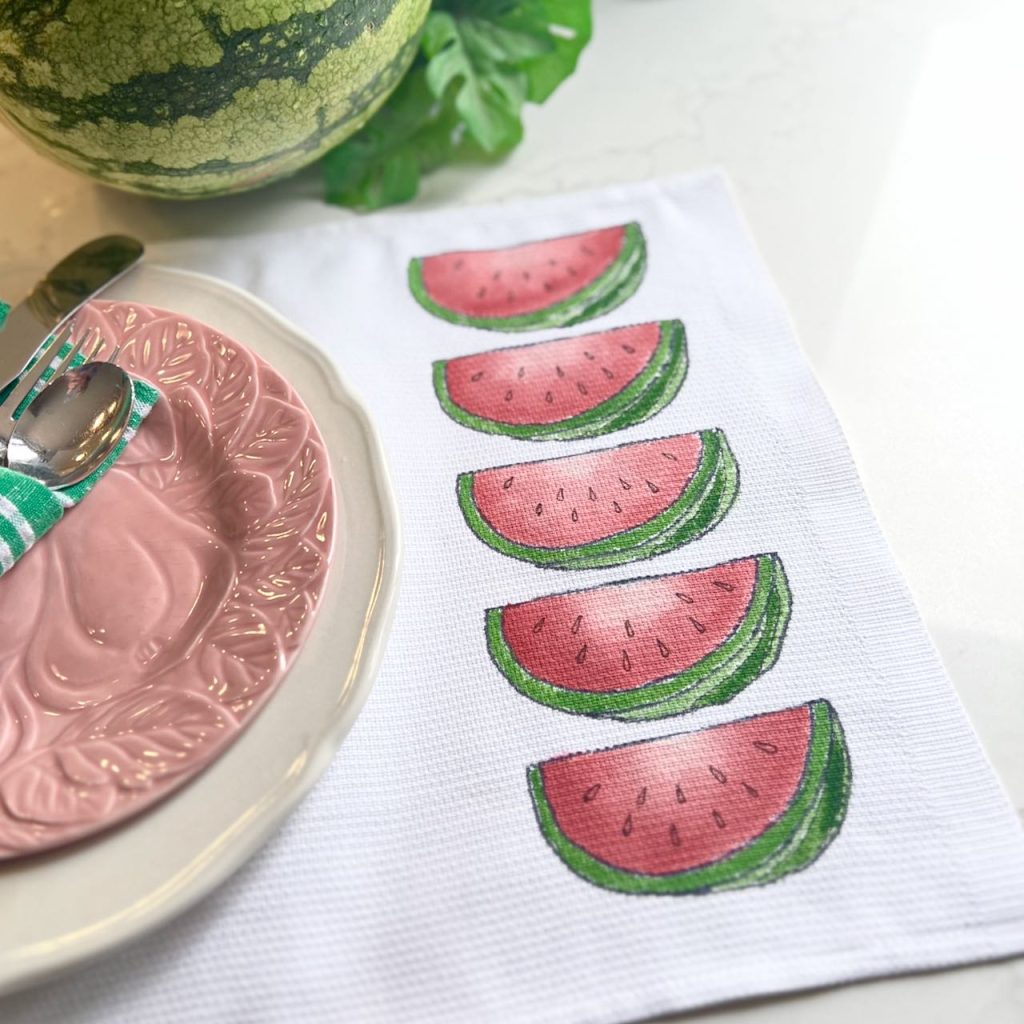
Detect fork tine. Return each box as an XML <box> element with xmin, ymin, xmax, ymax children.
<box><xmin>40</xmin><ymin>322</ymin><xmax>78</xmax><ymax>379</ymax></box>
<box><xmin>42</xmin><ymin>322</ymin><xmax>75</xmax><ymax>370</ymax></box>
<box><xmin>0</xmin><ymin>322</ymin><xmax>76</xmax><ymax>426</ymax></box>
<box><xmin>52</xmin><ymin>326</ymin><xmax>92</xmax><ymax>378</ymax></box>
<box><xmin>85</xmin><ymin>328</ymin><xmax>105</xmax><ymax>363</ymax></box>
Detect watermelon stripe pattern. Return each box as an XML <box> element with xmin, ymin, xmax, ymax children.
<box><xmin>528</xmin><ymin>701</ymin><xmax>851</xmax><ymax>895</ymax></box>
<box><xmin>0</xmin><ymin>0</ymin><xmax>430</xmax><ymax>198</ymax></box>
<box><xmin>456</xmin><ymin>431</ymin><xmax>739</xmax><ymax>570</ymax></box>
<box><xmin>486</xmin><ymin>555</ymin><xmax>791</xmax><ymax>719</ymax></box>
<box><xmin>433</xmin><ymin>321</ymin><xmax>688</xmax><ymax>441</ymax></box>
<box><xmin>409</xmin><ymin>224</ymin><xmax>647</xmax><ymax>332</ymax></box>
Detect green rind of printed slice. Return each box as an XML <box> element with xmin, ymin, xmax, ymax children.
<box><xmin>611</xmin><ymin>558</ymin><xmax>792</xmax><ymax>721</ymax></box>
<box><xmin>456</xmin><ymin>429</ymin><xmax>738</xmax><ymax>571</ymax></box>
<box><xmin>409</xmin><ymin>223</ymin><xmax>647</xmax><ymax>332</ymax></box>
<box><xmin>577</xmin><ymin>334</ymin><xmax>691</xmax><ymax>440</ymax></box>
<box><xmin>707</xmin><ymin>709</ymin><xmax>851</xmax><ymax>892</ymax></box>
<box><xmin>539</xmin><ymin>322</ymin><xmax>693</xmax><ymax>443</ymax></box>
<box><xmin>455</xmin><ymin>430</ymin><xmax>729</xmax><ymax>567</ymax></box>
<box><xmin>432</xmin><ymin>320</ymin><xmax>687</xmax><ymax>441</ymax></box>
<box><xmin>551</xmin><ymin>432</ymin><xmax>738</xmax><ymax>571</ymax></box>
<box><xmin>486</xmin><ymin>428</ymin><xmax>731</xmax><ymax>569</ymax></box>
<box><xmin>486</xmin><ymin>554</ymin><xmax>785</xmax><ymax>717</ymax></box>
<box><xmin>431</xmin><ymin>319</ymin><xmax>682</xmax><ymax>441</ymax></box>
<box><xmin>528</xmin><ymin>699</ymin><xmax>848</xmax><ymax>895</ymax></box>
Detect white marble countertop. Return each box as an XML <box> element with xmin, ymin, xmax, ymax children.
<box><xmin>1</xmin><ymin>0</ymin><xmax>1021</xmax><ymax>1019</ymax></box>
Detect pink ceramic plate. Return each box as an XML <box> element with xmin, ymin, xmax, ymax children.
<box><xmin>0</xmin><ymin>301</ymin><xmax>335</xmax><ymax>857</ymax></box>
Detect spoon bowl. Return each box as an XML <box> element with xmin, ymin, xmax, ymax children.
<box><xmin>6</xmin><ymin>362</ymin><xmax>133</xmax><ymax>489</ymax></box>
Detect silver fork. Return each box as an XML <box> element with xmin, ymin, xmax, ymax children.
<box><xmin>0</xmin><ymin>321</ymin><xmax>100</xmax><ymax>450</ymax></box>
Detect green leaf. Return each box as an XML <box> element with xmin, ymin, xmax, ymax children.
<box><xmin>512</xmin><ymin>0</ymin><xmax>592</xmax><ymax>102</ymax></box>
<box><xmin>322</xmin><ymin>65</ymin><xmax>457</xmax><ymax>210</ymax></box>
<box><xmin>457</xmin><ymin>17</ymin><xmax>552</xmax><ymax>64</ymax></box>
<box><xmin>423</xmin><ymin>10</ymin><xmax>525</xmax><ymax>154</ymax></box>
<box><xmin>439</xmin><ymin>0</ymin><xmax>591</xmax><ymax>102</ymax></box>
<box><xmin>321</xmin><ymin>0</ymin><xmax>591</xmax><ymax>209</ymax></box>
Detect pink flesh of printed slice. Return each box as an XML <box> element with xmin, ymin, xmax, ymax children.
<box><xmin>443</xmin><ymin>322</ymin><xmax>663</xmax><ymax>426</ymax></box>
<box><xmin>502</xmin><ymin>558</ymin><xmax>759</xmax><ymax>694</ymax></box>
<box><xmin>470</xmin><ymin>433</ymin><xmax>704</xmax><ymax>550</ymax></box>
<box><xmin>539</xmin><ymin>705</ymin><xmax>812</xmax><ymax>875</ymax></box>
<box><xmin>419</xmin><ymin>225</ymin><xmax>627</xmax><ymax>319</ymax></box>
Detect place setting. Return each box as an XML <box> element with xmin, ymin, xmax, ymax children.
<box><xmin>0</xmin><ymin>241</ymin><xmax>399</xmax><ymax>992</ymax></box>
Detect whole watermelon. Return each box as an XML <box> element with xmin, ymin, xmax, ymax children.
<box><xmin>0</xmin><ymin>0</ymin><xmax>430</xmax><ymax>198</ymax></box>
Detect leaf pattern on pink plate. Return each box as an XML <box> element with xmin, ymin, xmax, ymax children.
<box><xmin>0</xmin><ymin>814</ymin><xmax>55</xmax><ymax>857</ymax></box>
<box><xmin>200</xmin><ymin>600</ymin><xmax>282</xmax><ymax>710</ymax></box>
<box><xmin>105</xmin><ymin>307</ymin><xmax>210</xmax><ymax>391</ymax></box>
<box><xmin>115</xmin><ymin>393</ymin><xmax>176</xmax><ymax>476</ymax></box>
<box><xmin>1</xmin><ymin>762</ymin><xmax>117</xmax><ymax>826</ymax></box>
<box><xmin>244</xmin><ymin>438</ymin><xmax>333</xmax><ymax>565</ymax></box>
<box><xmin>163</xmin><ymin>390</ymin><xmax>221</xmax><ymax>489</ymax></box>
<box><xmin>231</xmin><ymin>394</ymin><xmax>311</xmax><ymax>473</ymax></box>
<box><xmin>211</xmin><ymin>470</ymin><xmax>277</xmax><ymax>539</ymax></box>
<box><xmin>258</xmin><ymin>362</ymin><xmax>293</xmax><ymax>402</ymax></box>
<box><xmin>0</xmin><ymin>301</ymin><xmax>335</xmax><ymax>856</ymax></box>
<box><xmin>204</xmin><ymin>330</ymin><xmax>261</xmax><ymax>445</ymax></box>
<box><xmin>259</xmin><ymin>541</ymin><xmax>328</xmax><ymax>605</ymax></box>
<box><xmin>0</xmin><ymin>671</ymin><xmax>38</xmax><ymax>767</ymax></box>
<box><xmin>1</xmin><ymin>689</ymin><xmax>229</xmax><ymax>826</ymax></box>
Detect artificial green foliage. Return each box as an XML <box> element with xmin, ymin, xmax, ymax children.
<box><xmin>322</xmin><ymin>0</ymin><xmax>591</xmax><ymax>209</ymax></box>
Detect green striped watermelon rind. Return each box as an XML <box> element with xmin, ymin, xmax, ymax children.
<box><xmin>613</xmin><ymin>571</ymin><xmax>791</xmax><ymax>721</ymax></box>
<box><xmin>408</xmin><ymin>223</ymin><xmax>647</xmax><ymax>332</ymax></box>
<box><xmin>486</xmin><ymin>554</ymin><xmax>791</xmax><ymax>718</ymax></box>
<box><xmin>432</xmin><ymin>320</ymin><xmax>688</xmax><ymax>441</ymax></box>
<box><xmin>0</xmin><ymin>0</ymin><xmax>430</xmax><ymax>199</ymax></box>
<box><xmin>456</xmin><ymin>429</ymin><xmax>739</xmax><ymax>571</ymax></box>
<box><xmin>528</xmin><ymin>699</ymin><xmax>851</xmax><ymax>895</ymax></box>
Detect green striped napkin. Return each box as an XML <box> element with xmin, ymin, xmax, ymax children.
<box><xmin>0</xmin><ymin>327</ymin><xmax>160</xmax><ymax>578</ymax></box>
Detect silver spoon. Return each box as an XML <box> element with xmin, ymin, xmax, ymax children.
<box><xmin>6</xmin><ymin>360</ymin><xmax>133</xmax><ymax>489</ymax></box>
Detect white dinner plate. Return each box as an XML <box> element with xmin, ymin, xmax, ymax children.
<box><xmin>0</xmin><ymin>264</ymin><xmax>401</xmax><ymax>995</ymax></box>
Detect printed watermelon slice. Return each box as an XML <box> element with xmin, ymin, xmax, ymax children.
<box><xmin>488</xmin><ymin>555</ymin><xmax>791</xmax><ymax>718</ymax></box>
<box><xmin>456</xmin><ymin>431</ymin><xmax>739</xmax><ymax>570</ymax></box>
<box><xmin>529</xmin><ymin>700</ymin><xmax>851</xmax><ymax>895</ymax></box>
<box><xmin>433</xmin><ymin>321</ymin><xmax>688</xmax><ymax>441</ymax></box>
<box><xmin>409</xmin><ymin>223</ymin><xmax>647</xmax><ymax>332</ymax></box>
